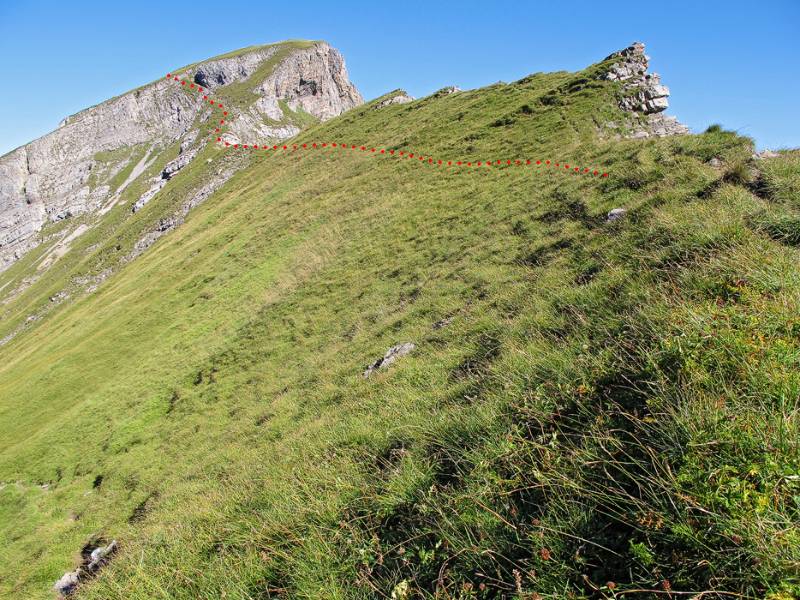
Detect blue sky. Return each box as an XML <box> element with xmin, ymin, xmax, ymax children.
<box><xmin>1</xmin><ymin>0</ymin><xmax>797</xmax><ymax>155</ymax></box>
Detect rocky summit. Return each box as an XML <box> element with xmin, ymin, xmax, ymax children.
<box><xmin>1</xmin><ymin>39</ymin><xmax>798</xmax><ymax>600</ymax></box>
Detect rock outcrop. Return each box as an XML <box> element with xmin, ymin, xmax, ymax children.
<box><xmin>0</xmin><ymin>41</ymin><xmax>363</xmax><ymax>273</ymax></box>
<box><xmin>363</xmin><ymin>343</ymin><xmax>416</xmax><ymax>378</ymax></box>
<box><xmin>54</xmin><ymin>539</ymin><xmax>117</xmax><ymax>597</ymax></box>
<box><xmin>601</xmin><ymin>42</ymin><xmax>689</xmax><ymax>139</ymax></box>
<box><xmin>375</xmin><ymin>91</ymin><xmax>415</xmax><ymax>109</ymax></box>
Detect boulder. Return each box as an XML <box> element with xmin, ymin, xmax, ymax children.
<box><xmin>53</xmin><ymin>540</ymin><xmax>117</xmax><ymax>597</ymax></box>
<box><xmin>375</xmin><ymin>91</ymin><xmax>415</xmax><ymax>109</ymax></box>
<box><xmin>607</xmin><ymin>208</ymin><xmax>627</xmax><ymax>222</ymax></box>
<box><xmin>54</xmin><ymin>571</ymin><xmax>80</xmax><ymax>596</ymax></box>
<box><xmin>363</xmin><ymin>343</ymin><xmax>416</xmax><ymax>377</ymax></box>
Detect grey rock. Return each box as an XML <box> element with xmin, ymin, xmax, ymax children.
<box><xmin>753</xmin><ymin>149</ymin><xmax>779</xmax><ymax>160</ymax></box>
<box><xmin>432</xmin><ymin>86</ymin><xmax>461</xmax><ymax>98</ymax></box>
<box><xmin>707</xmin><ymin>157</ymin><xmax>723</xmax><ymax>167</ymax></box>
<box><xmin>375</xmin><ymin>91</ymin><xmax>414</xmax><ymax>109</ymax></box>
<box><xmin>87</xmin><ymin>540</ymin><xmax>117</xmax><ymax>571</ymax></box>
<box><xmin>53</xmin><ymin>540</ymin><xmax>117</xmax><ymax>597</ymax></box>
<box><xmin>363</xmin><ymin>342</ymin><xmax>416</xmax><ymax>378</ymax></box>
<box><xmin>432</xmin><ymin>316</ymin><xmax>454</xmax><ymax>330</ymax></box>
<box><xmin>629</xmin><ymin>113</ymin><xmax>690</xmax><ymax>140</ymax></box>
<box><xmin>601</xmin><ymin>42</ymin><xmax>688</xmax><ymax>137</ymax></box>
<box><xmin>54</xmin><ymin>570</ymin><xmax>80</xmax><ymax>596</ymax></box>
<box><xmin>607</xmin><ymin>208</ymin><xmax>627</xmax><ymax>222</ymax></box>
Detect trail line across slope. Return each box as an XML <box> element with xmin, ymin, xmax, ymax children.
<box><xmin>166</xmin><ymin>73</ymin><xmax>610</xmax><ymax>177</ymax></box>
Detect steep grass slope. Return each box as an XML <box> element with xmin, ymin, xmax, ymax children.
<box><xmin>0</xmin><ymin>46</ymin><xmax>798</xmax><ymax>599</ymax></box>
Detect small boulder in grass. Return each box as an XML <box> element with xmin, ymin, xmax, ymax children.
<box><xmin>54</xmin><ymin>570</ymin><xmax>80</xmax><ymax>597</ymax></box>
<box><xmin>607</xmin><ymin>208</ymin><xmax>627</xmax><ymax>222</ymax></box>
<box><xmin>363</xmin><ymin>343</ymin><xmax>416</xmax><ymax>378</ymax></box>
<box><xmin>432</xmin><ymin>316</ymin><xmax>453</xmax><ymax>330</ymax></box>
<box><xmin>54</xmin><ymin>540</ymin><xmax>118</xmax><ymax>597</ymax></box>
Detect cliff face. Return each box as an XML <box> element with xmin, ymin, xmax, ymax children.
<box><xmin>0</xmin><ymin>41</ymin><xmax>363</xmax><ymax>272</ymax></box>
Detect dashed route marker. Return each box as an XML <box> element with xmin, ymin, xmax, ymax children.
<box><xmin>165</xmin><ymin>73</ymin><xmax>609</xmax><ymax>178</ymax></box>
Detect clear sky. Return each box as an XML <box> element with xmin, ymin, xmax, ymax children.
<box><xmin>1</xmin><ymin>0</ymin><xmax>798</xmax><ymax>155</ymax></box>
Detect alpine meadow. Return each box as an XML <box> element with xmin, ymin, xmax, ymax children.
<box><xmin>0</xmin><ymin>38</ymin><xmax>798</xmax><ymax>600</ymax></box>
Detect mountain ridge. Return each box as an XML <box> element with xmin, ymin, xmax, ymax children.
<box><xmin>1</xmin><ymin>39</ymin><xmax>797</xmax><ymax>600</ymax></box>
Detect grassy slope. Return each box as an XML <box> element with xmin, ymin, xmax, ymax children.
<box><xmin>0</xmin><ymin>52</ymin><xmax>798</xmax><ymax>600</ymax></box>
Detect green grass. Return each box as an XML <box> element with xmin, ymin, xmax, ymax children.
<box><xmin>0</xmin><ymin>47</ymin><xmax>799</xmax><ymax>600</ymax></box>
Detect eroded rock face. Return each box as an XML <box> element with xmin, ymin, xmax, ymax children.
<box><xmin>601</xmin><ymin>42</ymin><xmax>689</xmax><ymax>139</ymax></box>
<box><xmin>0</xmin><ymin>41</ymin><xmax>363</xmax><ymax>273</ymax></box>
<box><xmin>252</xmin><ymin>42</ymin><xmax>363</xmax><ymax>122</ymax></box>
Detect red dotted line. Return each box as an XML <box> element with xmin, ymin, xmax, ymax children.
<box><xmin>165</xmin><ymin>73</ymin><xmax>609</xmax><ymax>177</ymax></box>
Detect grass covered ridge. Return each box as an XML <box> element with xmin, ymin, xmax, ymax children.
<box><xmin>0</xmin><ymin>48</ymin><xmax>798</xmax><ymax>599</ymax></box>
